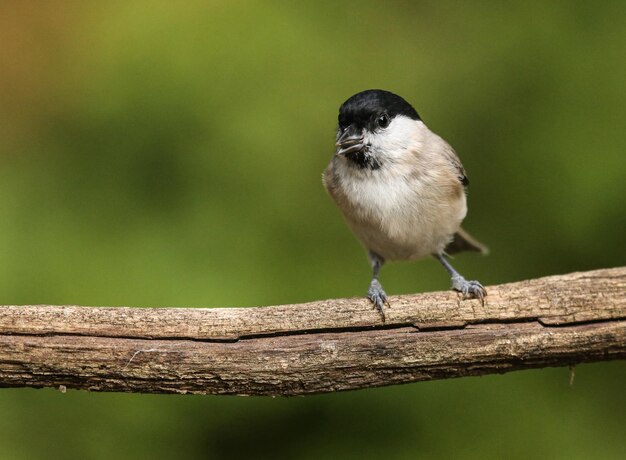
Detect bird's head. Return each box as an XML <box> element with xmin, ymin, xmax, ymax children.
<box><xmin>335</xmin><ymin>89</ymin><xmax>422</xmax><ymax>169</ymax></box>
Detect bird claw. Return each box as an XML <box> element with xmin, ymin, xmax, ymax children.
<box><xmin>367</xmin><ymin>279</ymin><xmax>389</xmax><ymax>321</ymax></box>
<box><xmin>451</xmin><ymin>275</ymin><xmax>487</xmax><ymax>303</ymax></box>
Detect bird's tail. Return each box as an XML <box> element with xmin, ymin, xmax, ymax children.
<box><xmin>445</xmin><ymin>227</ymin><xmax>489</xmax><ymax>255</ymax></box>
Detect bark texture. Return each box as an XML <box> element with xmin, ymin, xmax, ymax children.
<box><xmin>0</xmin><ymin>267</ymin><xmax>624</xmax><ymax>396</ymax></box>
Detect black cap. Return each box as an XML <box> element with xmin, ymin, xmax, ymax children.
<box><xmin>338</xmin><ymin>89</ymin><xmax>421</xmax><ymax>129</ymax></box>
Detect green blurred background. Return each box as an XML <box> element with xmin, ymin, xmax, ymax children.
<box><xmin>1</xmin><ymin>1</ymin><xmax>625</xmax><ymax>459</ymax></box>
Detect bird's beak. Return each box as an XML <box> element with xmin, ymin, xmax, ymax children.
<box><xmin>336</xmin><ymin>125</ymin><xmax>365</xmax><ymax>156</ymax></box>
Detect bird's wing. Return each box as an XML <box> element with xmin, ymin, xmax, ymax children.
<box><xmin>442</xmin><ymin>143</ymin><xmax>469</xmax><ymax>187</ymax></box>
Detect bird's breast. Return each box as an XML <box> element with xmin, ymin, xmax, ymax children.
<box><xmin>327</xmin><ymin>161</ymin><xmax>467</xmax><ymax>260</ymax></box>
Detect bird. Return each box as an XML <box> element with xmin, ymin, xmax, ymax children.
<box><xmin>323</xmin><ymin>89</ymin><xmax>487</xmax><ymax>319</ymax></box>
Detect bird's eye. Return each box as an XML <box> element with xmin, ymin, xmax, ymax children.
<box><xmin>376</xmin><ymin>113</ymin><xmax>390</xmax><ymax>128</ymax></box>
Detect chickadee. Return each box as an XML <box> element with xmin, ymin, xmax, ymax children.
<box><xmin>323</xmin><ymin>89</ymin><xmax>487</xmax><ymax>318</ymax></box>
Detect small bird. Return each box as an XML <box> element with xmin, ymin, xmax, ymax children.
<box><xmin>323</xmin><ymin>89</ymin><xmax>487</xmax><ymax>318</ymax></box>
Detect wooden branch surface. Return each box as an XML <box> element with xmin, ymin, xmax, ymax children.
<box><xmin>1</xmin><ymin>267</ymin><xmax>624</xmax><ymax>395</ymax></box>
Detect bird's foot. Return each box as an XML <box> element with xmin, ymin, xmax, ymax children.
<box><xmin>451</xmin><ymin>274</ymin><xmax>487</xmax><ymax>302</ymax></box>
<box><xmin>367</xmin><ymin>279</ymin><xmax>389</xmax><ymax>321</ymax></box>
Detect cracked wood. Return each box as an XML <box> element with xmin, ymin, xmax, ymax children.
<box><xmin>0</xmin><ymin>267</ymin><xmax>624</xmax><ymax>395</ymax></box>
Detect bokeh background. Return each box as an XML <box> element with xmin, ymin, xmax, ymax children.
<box><xmin>1</xmin><ymin>1</ymin><xmax>625</xmax><ymax>459</ymax></box>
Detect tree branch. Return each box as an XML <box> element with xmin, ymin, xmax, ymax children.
<box><xmin>1</xmin><ymin>267</ymin><xmax>624</xmax><ymax>396</ymax></box>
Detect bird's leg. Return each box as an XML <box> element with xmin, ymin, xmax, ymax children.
<box><xmin>435</xmin><ymin>253</ymin><xmax>487</xmax><ymax>301</ymax></box>
<box><xmin>367</xmin><ymin>251</ymin><xmax>389</xmax><ymax>320</ymax></box>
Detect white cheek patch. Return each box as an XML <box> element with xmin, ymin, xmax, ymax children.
<box><xmin>365</xmin><ymin>116</ymin><xmax>426</xmax><ymax>161</ymax></box>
